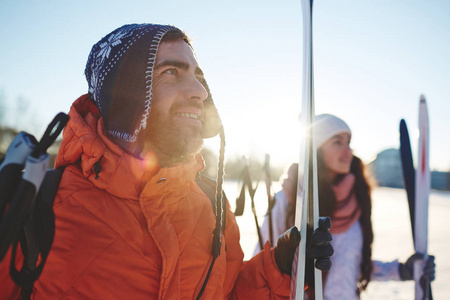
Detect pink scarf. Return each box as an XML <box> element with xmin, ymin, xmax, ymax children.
<box><xmin>330</xmin><ymin>173</ymin><xmax>361</xmax><ymax>234</ymax></box>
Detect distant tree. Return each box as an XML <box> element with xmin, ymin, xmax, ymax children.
<box><xmin>0</xmin><ymin>89</ymin><xmax>6</xmax><ymax>126</ymax></box>
<box><xmin>224</xmin><ymin>154</ymin><xmax>284</xmax><ymax>182</ymax></box>
<box><xmin>14</xmin><ymin>96</ymin><xmax>40</xmax><ymax>135</ymax></box>
<box><xmin>0</xmin><ymin>91</ymin><xmax>18</xmax><ymax>155</ymax></box>
<box><xmin>200</xmin><ymin>147</ymin><xmax>218</xmax><ymax>179</ymax></box>
<box><xmin>224</xmin><ymin>156</ymin><xmax>246</xmax><ymax>180</ymax></box>
<box><xmin>0</xmin><ymin>91</ymin><xmax>49</xmax><ymax>160</ymax></box>
<box><xmin>0</xmin><ymin>127</ymin><xmax>19</xmax><ymax>158</ymax></box>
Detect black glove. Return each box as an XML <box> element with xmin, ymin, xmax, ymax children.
<box><xmin>274</xmin><ymin>226</ymin><xmax>301</xmax><ymax>274</ymax></box>
<box><xmin>274</xmin><ymin>217</ymin><xmax>333</xmax><ymax>275</ymax></box>
<box><xmin>399</xmin><ymin>253</ymin><xmax>436</xmax><ymax>282</ymax></box>
<box><xmin>307</xmin><ymin>217</ymin><xmax>333</xmax><ymax>271</ymax></box>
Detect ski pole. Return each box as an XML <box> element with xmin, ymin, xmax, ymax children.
<box><xmin>0</xmin><ymin>113</ymin><xmax>68</xmax><ymax>261</ymax></box>
<box><xmin>243</xmin><ymin>157</ymin><xmax>264</xmax><ymax>251</ymax></box>
<box><xmin>234</xmin><ymin>156</ymin><xmax>247</xmax><ymax>217</ymax></box>
<box><xmin>0</xmin><ymin>153</ymin><xmax>49</xmax><ymax>261</ymax></box>
<box><xmin>264</xmin><ymin>154</ymin><xmax>274</xmax><ymax>246</ymax></box>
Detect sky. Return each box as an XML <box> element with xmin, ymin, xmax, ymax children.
<box><xmin>1</xmin><ymin>0</ymin><xmax>449</xmax><ymax>172</ymax></box>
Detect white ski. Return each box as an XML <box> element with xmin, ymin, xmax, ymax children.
<box><xmin>290</xmin><ymin>0</ymin><xmax>323</xmax><ymax>299</ymax></box>
<box><xmin>414</xmin><ymin>95</ymin><xmax>431</xmax><ymax>300</ymax></box>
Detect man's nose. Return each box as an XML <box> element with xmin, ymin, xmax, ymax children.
<box><xmin>185</xmin><ymin>76</ymin><xmax>208</xmax><ymax>102</ymax></box>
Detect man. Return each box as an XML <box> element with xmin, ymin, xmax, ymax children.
<box><xmin>0</xmin><ymin>23</ymin><xmax>332</xmax><ymax>299</ymax></box>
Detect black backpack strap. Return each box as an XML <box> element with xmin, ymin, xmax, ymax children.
<box><xmin>10</xmin><ymin>168</ymin><xmax>64</xmax><ymax>299</ymax></box>
<box><xmin>195</xmin><ymin>174</ymin><xmax>227</xmax><ymax>231</ymax></box>
<box><xmin>194</xmin><ymin>174</ymin><xmax>228</xmax><ymax>299</ymax></box>
<box><xmin>38</xmin><ymin>168</ymin><xmax>65</xmax><ymax>206</ymax></box>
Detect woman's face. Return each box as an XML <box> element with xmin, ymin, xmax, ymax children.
<box><xmin>320</xmin><ymin>132</ymin><xmax>353</xmax><ymax>180</ymax></box>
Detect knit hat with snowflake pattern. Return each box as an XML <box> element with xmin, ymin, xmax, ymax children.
<box><xmin>84</xmin><ymin>23</ymin><xmax>221</xmax><ymax>143</ymax></box>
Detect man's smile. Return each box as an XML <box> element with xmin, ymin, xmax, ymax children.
<box><xmin>176</xmin><ymin>112</ymin><xmax>199</xmax><ymax>120</ymax></box>
<box><xmin>173</xmin><ymin>104</ymin><xmax>203</xmax><ymax>126</ymax></box>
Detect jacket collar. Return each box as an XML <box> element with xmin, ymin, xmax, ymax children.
<box><xmin>55</xmin><ymin>94</ymin><xmax>205</xmax><ymax>200</ymax></box>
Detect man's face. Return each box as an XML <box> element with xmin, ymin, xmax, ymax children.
<box><xmin>145</xmin><ymin>39</ymin><xmax>208</xmax><ymax>164</ymax></box>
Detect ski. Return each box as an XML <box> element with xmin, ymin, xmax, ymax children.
<box><xmin>414</xmin><ymin>95</ymin><xmax>432</xmax><ymax>300</ymax></box>
<box><xmin>291</xmin><ymin>0</ymin><xmax>322</xmax><ymax>299</ymax></box>
<box><xmin>400</xmin><ymin>119</ymin><xmax>434</xmax><ymax>300</ymax></box>
<box><xmin>399</xmin><ymin>98</ymin><xmax>433</xmax><ymax>300</ymax></box>
<box><xmin>399</xmin><ymin>119</ymin><xmax>415</xmax><ymax>241</ymax></box>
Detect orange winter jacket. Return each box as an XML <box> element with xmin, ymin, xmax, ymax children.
<box><xmin>0</xmin><ymin>95</ymin><xmax>291</xmax><ymax>299</ymax></box>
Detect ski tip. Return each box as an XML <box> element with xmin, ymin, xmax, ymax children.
<box><xmin>420</xmin><ymin>94</ymin><xmax>426</xmax><ymax>103</ymax></box>
<box><xmin>400</xmin><ymin>119</ymin><xmax>407</xmax><ymax>130</ymax></box>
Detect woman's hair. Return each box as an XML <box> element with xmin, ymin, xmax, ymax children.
<box><xmin>317</xmin><ymin>152</ymin><xmax>374</xmax><ymax>293</ymax></box>
<box><xmin>350</xmin><ymin>156</ymin><xmax>374</xmax><ymax>293</ymax></box>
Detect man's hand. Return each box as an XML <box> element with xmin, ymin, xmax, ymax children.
<box><xmin>274</xmin><ymin>217</ymin><xmax>333</xmax><ymax>275</ymax></box>
<box><xmin>399</xmin><ymin>253</ymin><xmax>436</xmax><ymax>281</ymax></box>
<box><xmin>274</xmin><ymin>226</ymin><xmax>301</xmax><ymax>275</ymax></box>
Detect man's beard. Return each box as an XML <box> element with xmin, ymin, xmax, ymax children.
<box><xmin>145</xmin><ymin>109</ymin><xmax>203</xmax><ymax>164</ymax></box>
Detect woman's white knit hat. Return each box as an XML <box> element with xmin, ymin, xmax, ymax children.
<box><xmin>313</xmin><ymin>114</ymin><xmax>351</xmax><ymax>149</ymax></box>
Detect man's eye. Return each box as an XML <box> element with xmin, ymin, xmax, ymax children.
<box><xmin>164</xmin><ymin>68</ymin><xmax>177</xmax><ymax>75</ymax></box>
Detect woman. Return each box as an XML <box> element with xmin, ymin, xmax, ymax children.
<box><xmin>257</xmin><ymin>114</ymin><xmax>435</xmax><ymax>299</ymax></box>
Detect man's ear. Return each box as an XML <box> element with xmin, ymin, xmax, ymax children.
<box><xmin>198</xmin><ymin>77</ymin><xmax>221</xmax><ymax>139</ymax></box>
